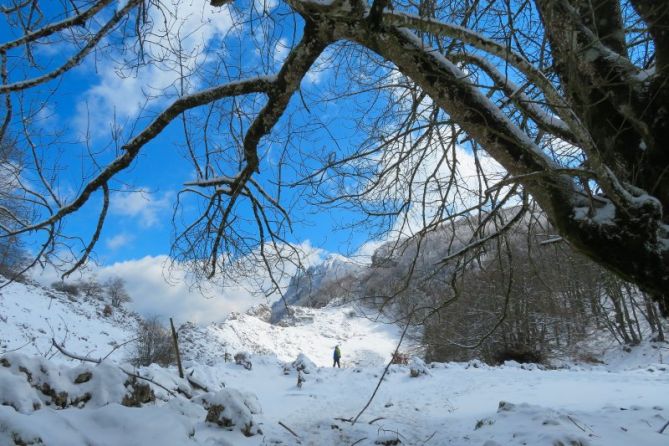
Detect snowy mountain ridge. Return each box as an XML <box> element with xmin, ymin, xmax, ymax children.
<box><xmin>268</xmin><ymin>213</ymin><xmax>526</xmax><ymax>323</ymax></box>
<box><xmin>270</xmin><ymin>253</ymin><xmax>364</xmax><ymax>322</ymax></box>
<box><xmin>2</xmin><ymin>273</ymin><xmax>664</xmax><ymax>372</ymax></box>
<box><xmin>0</xmin><ymin>277</ymin><xmax>410</xmax><ymax>369</ymax></box>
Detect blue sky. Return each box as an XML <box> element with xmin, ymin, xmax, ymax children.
<box><xmin>2</xmin><ymin>0</ymin><xmax>382</xmax><ymax>267</ymax></box>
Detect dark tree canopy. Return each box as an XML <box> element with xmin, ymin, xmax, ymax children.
<box><xmin>0</xmin><ymin>0</ymin><xmax>667</xmax><ymax>313</ymax></box>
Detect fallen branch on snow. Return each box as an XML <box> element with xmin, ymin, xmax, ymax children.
<box><xmin>659</xmin><ymin>420</ymin><xmax>669</xmax><ymax>434</ymax></box>
<box><xmin>51</xmin><ymin>338</ymin><xmax>101</xmax><ymax>363</ymax></box>
<box><xmin>278</xmin><ymin>421</ymin><xmax>300</xmax><ymax>440</ymax></box>
<box><xmin>334</xmin><ymin>417</ymin><xmax>353</xmax><ymax>423</ymax></box>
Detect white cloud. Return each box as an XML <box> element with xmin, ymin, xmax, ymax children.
<box><xmin>109</xmin><ymin>187</ymin><xmax>172</xmax><ymax>228</ymax></box>
<box><xmin>303</xmin><ymin>47</ymin><xmax>334</xmax><ymax>86</ymax></box>
<box><xmin>106</xmin><ymin>233</ymin><xmax>134</xmax><ymax>250</ymax></box>
<box><xmin>362</xmin><ymin>132</ymin><xmax>507</xmax><ymax>238</ymax></box>
<box><xmin>353</xmin><ymin>239</ymin><xmax>386</xmax><ymax>263</ymax></box>
<box><xmin>75</xmin><ymin>2</ymin><xmax>234</xmax><ymax>135</ymax></box>
<box><xmin>98</xmin><ymin>240</ymin><xmax>323</xmax><ymax>323</ymax></box>
<box><xmin>97</xmin><ymin>255</ymin><xmax>245</xmax><ymax>324</ymax></box>
<box><xmin>31</xmin><ymin>241</ymin><xmax>325</xmax><ymax>324</ymax></box>
<box><xmin>273</xmin><ymin>38</ymin><xmax>290</xmax><ymax>65</ymax></box>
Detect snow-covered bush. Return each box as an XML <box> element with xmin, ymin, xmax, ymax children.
<box><xmin>466</xmin><ymin>359</ymin><xmax>487</xmax><ymax>369</ymax></box>
<box><xmin>195</xmin><ymin>389</ymin><xmax>262</xmax><ymax>436</ymax></box>
<box><xmin>291</xmin><ymin>353</ymin><xmax>316</xmax><ymax>374</ymax></box>
<box><xmin>0</xmin><ymin>353</ymin><xmax>154</xmax><ymax>412</ymax></box>
<box><xmin>77</xmin><ymin>277</ymin><xmax>105</xmax><ymax>301</ymax></box>
<box><xmin>408</xmin><ymin>357</ymin><xmax>430</xmax><ymax>378</ymax></box>
<box><xmin>234</xmin><ymin>352</ymin><xmax>252</xmax><ymax>370</ymax></box>
<box><xmin>245</xmin><ymin>304</ymin><xmax>272</xmax><ymax>322</ymax></box>
<box><xmin>520</xmin><ymin>362</ymin><xmax>543</xmax><ymax>371</ymax></box>
<box><xmin>121</xmin><ymin>375</ymin><xmax>156</xmax><ymax>407</ymax></box>
<box><xmin>51</xmin><ymin>281</ymin><xmax>81</xmax><ymax>297</ymax></box>
<box><xmin>131</xmin><ymin>316</ymin><xmax>176</xmax><ymax>367</ymax></box>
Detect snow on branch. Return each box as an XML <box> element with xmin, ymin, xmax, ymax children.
<box><xmin>0</xmin><ymin>0</ymin><xmax>116</xmax><ymax>52</ymax></box>
<box><xmin>51</xmin><ymin>338</ymin><xmax>180</xmax><ymax>398</ymax></box>
<box><xmin>381</xmin><ymin>12</ymin><xmax>594</xmax><ymax>151</ymax></box>
<box><xmin>454</xmin><ymin>53</ymin><xmax>575</xmax><ymax>144</ymax></box>
<box><xmin>184</xmin><ymin>175</ymin><xmax>239</xmax><ymax>188</ymax></box>
<box><xmin>0</xmin><ymin>0</ymin><xmax>141</xmax><ymax>94</ymax></box>
<box><xmin>51</xmin><ymin>338</ymin><xmax>102</xmax><ymax>364</ymax></box>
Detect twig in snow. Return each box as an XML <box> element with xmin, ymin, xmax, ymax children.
<box><xmin>351</xmin><ymin>437</ymin><xmax>367</xmax><ymax>446</ymax></box>
<box><xmin>567</xmin><ymin>415</ymin><xmax>586</xmax><ymax>432</ymax></box>
<box><xmin>368</xmin><ymin>416</ymin><xmax>385</xmax><ymax>425</ymax></box>
<box><xmin>567</xmin><ymin>415</ymin><xmax>597</xmax><ymax>437</ymax></box>
<box><xmin>352</xmin><ymin>315</ymin><xmax>411</xmax><ymax>425</ymax></box>
<box><xmin>187</xmin><ymin>378</ymin><xmax>207</xmax><ymax>392</ymax></box>
<box><xmin>119</xmin><ymin>367</ymin><xmax>180</xmax><ymax>398</ymax></box>
<box><xmin>278</xmin><ymin>421</ymin><xmax>300</xmax><ymax>440</ymax></box>
<box><xmin>335</xmin><ymin>417</ymin><xmax>353</xmax><ymax>423</ymax></box>
<box><xmin>1</xmin><ymin>339</ymin><xmax>32</xmax><ymax>354</ymax></box>
<box><xmin>659</xmin><ymin>420</ymin><xmax>669</xmax><ymax>434</ymax></box>
<box><xmin>102</xmin><ymin>337</ymin><xmax>139</xmax><ymax>361</ymax></box>
<box><xmin>52</xmin><ymin>335</ymin><xmax>137</xmax><ymax>364</ymax></box>
<box><xmin>421</xmin><ymin>431</ymin><xmax>437</xmax><ymax>444</ymax></box>
<box><xmin>186</xmin><ymin>370</ymin><xmax>209</xmax><ymax>392</ymax></box>
<box><xmin>376</xmin><ymin>426</ymin><xmax>405</xmax><ymax>443</ymax></box>
<box><xmin>51</xmin><ymin>338</ymin><xmax>101</xmax><ymax>363</ymax></box>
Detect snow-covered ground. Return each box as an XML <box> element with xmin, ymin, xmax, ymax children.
<box><xmin>1</xmin><ymin>350</ymin><xmax>667</xmax><ymax>445</ymax></box>
<box><xmin>0</xmin><ymin>280</ymin><xmax>139</xmax><ymax>363</ymax></box>
<box><xmin>179</xmin><ymin>305</ymin><xmax>413</xmax><ymax>367</ymax></box>
<box><xmin>1</xmin><ymin>278</ymin><xmax>668</xmax><ymax>445</ymax></box>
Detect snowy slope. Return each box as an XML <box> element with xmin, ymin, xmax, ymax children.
<box><xmin>0</xmin><ymin>277</ymin><xmax>412</xmax><ymax>368</ymax></box>
<box><xmin>1</xmin><ymin>350</ymin><xmax>667</xmax><ymax>445</ymax></box>
<box><xmin>0</xmin><ymin>276</ymin><xmax>668</xmax><ymax>445</ymax></box>
<box><xmin>0</xmin><ymin>279</ymin><xmax>140</xmax><ymax>363</ymax></box>
<box><xmin>179</xmin><ymin>304</ymin><xmax>414</xmax><ymax>367</ymax></box>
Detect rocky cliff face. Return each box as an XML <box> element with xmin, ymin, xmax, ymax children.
<box><xmin>270</xmin><ymin>254</ymin><xmax>364</xmax><ymax>322</ymax></box>
<box><xmin>269</xmin><ymin>208</ymin><xmax>541</xmax><ymax>324</ymax></box>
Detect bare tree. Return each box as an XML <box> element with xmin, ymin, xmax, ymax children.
<box><xmin>131</xmin><ymin>316</ymin><xmax>175</xmax><ymax>367</ymax></box>
<box><xmin>0</xmin><ymin>0</ymin><xmax>667</xmax><ymax>314</ymax></box>
<box><xmin>79</xmin><ymin>277</ymin><xmax>105</xmax><ymax>301</ymax></box>
<box><xmin>51</xmin><ymin>280</ymin><xmax>82</xmax><ymax>297</ymax></box>
<box><xmin>0</xmin><ymin>135</ymin><xmax>28</xmax><ymax>277</ymax></box>
<box><xmin>105</xmin><ymin>276</ymin><xmax>132</xmax><ymax>308</ymax></box>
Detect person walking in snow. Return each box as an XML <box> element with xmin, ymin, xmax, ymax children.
<box><xmin>333</xmin><ymin>345</ymin><xmax>341</xmax><ymax>368</ymax></box>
